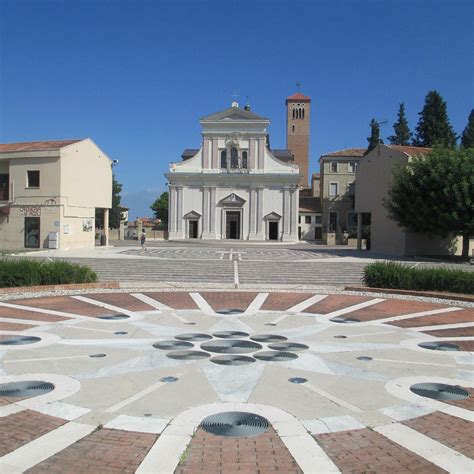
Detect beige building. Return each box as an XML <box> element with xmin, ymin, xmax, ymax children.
<box><xmin>354</xmin><ymin>144</ymin><xmax>472</xmax><ymax>256</ymax></box>
<box><xmin>319</xmin><ymin>148</ymin><xmax>365</xmax><ymax>244</ymax></box>
<box><xmin>0</xmin><ymin>139</ymin><xmax>112</xmax><ymax>250</ymax></box>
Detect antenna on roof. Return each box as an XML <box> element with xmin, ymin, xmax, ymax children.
<box><xmin>244</xmin><ymin>96</ymin><xmax>251</xmax><ymax>111</ymax></box>
<box><xmin>296</xmin><ymin>81</ymin><xmax>301</xmax><ymax>92</ymax></box>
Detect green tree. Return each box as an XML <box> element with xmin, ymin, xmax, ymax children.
<box><xmin>95</xmin><ymin>174</ymin><xmax>123</xmax><ymax>229</ymax></box>
<box><xmin>461</xmin><ymin>109</ymin><xmax>474</xmax><ymax>148</ymax></box>
<box><xmin>385</xmin><ymin>147</ymin><xmax>474</xmax><ymax>258</ymax></box>
<box><xmin>413</xmin><ymin>91</ymin><xmax>457</xmax><ymax>147</ymax></box>
<box><xmin>151</xmin><ymin>191</ymin><xmax>169</xmax><ymax>226</ymax></box>
<box><xmin>388</xmin><ymin>103</ymin><xmax>412</xmax><ymax>145</ymax></box>
<box><xmin>366</xmin><ymin>119</ymin><xmax>383</xmax><ymax>154</ymax></box>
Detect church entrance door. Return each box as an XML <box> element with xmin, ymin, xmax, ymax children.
<box><xmin>268</xmin><ymin>221</ymin><xmax>279</xmax><ymax>240</ymax></box>
<box><xmin>226</xmin><ymin>211</ymin><xmax>240</xmax><ymax>239</ymax></box>
<box><xmin>188</xmin><ymin>220</ymin><xmax>198</xmax><ymax>238</ymax></box>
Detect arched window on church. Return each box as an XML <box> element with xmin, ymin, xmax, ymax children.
<box><xmin>231</xmin><ymin>147</ymin><xmax>239</xmax><ymax>168</ymax></box>
<box><xmin>302</xmin><ymin>108</ymin><xmax>305</xmax><ymax>119</ymax></box>
<box><xmin>292</xmin><ymin>124</ymin><xmax>295</xmax><ymax>132</ymax></box>
<box><xmin>220</xmin><ymin>150</ymin><xmax>227</xmax><ymax>168</ymax></box>
<box><xmin>292</xmin><ymin>108</ymin><xmax>296</xmax><ymax>119</ymax></box>
<box><xmin>242</xmin><ymin>151</ymin><xmax>248</xmax><ymax>168</ymax></box>
<box><xmin>298</xmin><ymin>108</ymin><xmax>302</xmax><ymax>119</ymax></box>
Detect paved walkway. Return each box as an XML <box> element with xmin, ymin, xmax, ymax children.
<box><xmin>0</xmin><ymin>290</ymin><xmax>472</xmax><ymax>472</ymax></box>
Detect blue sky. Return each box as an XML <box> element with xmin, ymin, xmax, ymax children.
<box><xmin>1</xmin><ymin>0</ymin><xmax>472</xmax><ymax>219</ymax></box>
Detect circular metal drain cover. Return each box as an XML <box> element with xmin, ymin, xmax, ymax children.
<box><xmin>213</xmin><ymin>331</ymin><xmax>250</xmax><ymax>339</ymax></box>
<box><xmin>418</xmin><ymin>341</ymin><xmax>460</xmax><ymax>351</ymax></box>
<box><xmin>153</xmin><ymin>340</ymin><xmax>193</xmax><ymax>350</ymax></box>
<box><xmin>114</xmin><ymin>331</ymin><xmax>128</xmax><ymax>335</ymax></box>
<box><xmin>98</xmin><ymin>314</ymin><xmax>129</xmax><ymax>320</ymax></box>
<box><xmin>89</xmin><ymin>353</ymin><xmax>106</xmax><ymax>358</ymax></box>
<box><xmin>175</xmin><ymin>333</ymin><xmax>212</xmax><ymax>341</ymax></box>
<box><xmin>289</xmin><ymin>377</ymin><xmax>307</xmax><ymax>384</ymax></box>
<box><xmin>334</xmin><ymin>335</ymin><xmax>347</xmax><ymax>339</ymax></box>
<box><xmin>330</xmin><ymin>317</ymin><xmax>361</xmax><ymax>324</ymax></box>
<box><xmin>0</xmin><ymin>380</ymin><xmax>55</xmax><ymax>398</ymax></box>
<box><xmin>250</xmin><ymin>334</ymin><xmax>288</xmax><ymax>343</ymax></box>
<box><xmin>357</xmin><ymin>356</ymin><xmax>373</xmax><ymax>361</ymax></box>
<box><xmin>166</xmin><ymin>350</ymin><xmax>210</xmax><ymax>360</ymax></box>
<box><xmin>185</xmin><ymin>322</ymin><xmax>196</xmax><ymax>325</ymax></box>
<box><xmin>216</xmin><ymin>308</ymin><xmax>244</xmax><ymax>315</ymax></box>
<box><xmin>200</xmin><ymin>411</ymin><xmax>269</xmax><ymax>437</ymax></box>
<box><xmin>201</xmin><ymin>340</ymin><xmax>262</xmax><ymax>354</ymax></box>
<box><xmin>268</xmin><ymin>342</ymin><xmax>309</xmax><ymax>352</ymax></box>
<box><xmin>264</xmin><ymin>323</ymin><xmax>277</xmax><ymax>326</ymax></box>
<box><xmin>0</xmin><ymin>336</ymin><xmax>41</xmax><ymax>346</ymax></box>
<box><xmin>410</xmin><ymin>383</ymin><xmax>469</xmax><ymax>401</ymax></box>
<box><xmin>254</xmin><ymin>351</ymin><xmax>298</xmax><ymax>362</ymax></box>
<box><xmin>210</xmin><ymin>355</ymin><xmax>256</xmax><ymax>366</ymax></box>
<box><xmin>160</xmin><ymin>376</ymin><xmax>178</xmax><ymax>383</ymax></box>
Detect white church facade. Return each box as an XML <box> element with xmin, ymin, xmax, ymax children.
<box><xmin>166</xmin><ymin>101</ymin><xmax>301</xmax><ymax>241</ymax></box>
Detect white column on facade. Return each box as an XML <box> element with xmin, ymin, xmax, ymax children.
<box><xmin>258</xmin><ymin>138</ymin><xmax>265</xmax><ymax>170</ymax></box>
<box><xmin>103</xmin><ymin>208</ymin><xmax>109</xmax><ymax>246</ymax></box>
<box><xmin>256</xmin><ymin>187</ymin><xmax>264</xmax><ymax>239</ymax></box>
<box><xmin>357</xmin><ymin>212</ymin><xmax>363</xmax><ymax>250</ymax></box>
<box><xmin>176</xmin><ymin>186</ymin><xmax>183</xmax><ymax>236</ymax></box>
<box><xmin>281</xmin><ymin>186</ymin><xmax>292</xmax><ymax>241</ymax></box>
<box><xmin>202</xmin><ymin>138</ymin><xmax>210</xmax><ymax>169</ymax></box>
<box><xmin>209</xmin><ymin>187</ymin><xmax>216</xmax><ymax>236</ymax></box>
<box><xmin>249</xmin><ymin>138</ymin><xmax>256</xmax><ymax>170</ymax></box>
<box><xmin>202</xmin><ymin>187</ymin><xmax>210</xmax><ymax>238</ymax></box>
<box><xmin>169</xmin><ymin>186</ymin><xmax>177</xmax><ymax>235</ymax></box>
<box><xmin>290</xmin><ymin>186</ymin><xmax>299</xmax><ymax>238</ymax></box>
<box><xmin>212</xmin><ymin>138</ymin><xmax>219</xmax><ymax>168</ymax></box>
<box><xmin>249</xmin><ymin>188</ymin><xmax>257</xmax><ymax>236</ymax></box>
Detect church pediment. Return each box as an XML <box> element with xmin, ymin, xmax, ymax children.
<box><xmin>201</xmin><ymin>107</ymin><xmax>269</xmax><ymax>123</ymax></box>
<box><xmin>264</xmin><ymin>212</ymin><xmax>282</xmax><ymax>220</ymax></box>
<box><xmin>219</xmin><ymin>193</ymin><xmax>246</xmax><ymax>207</ymax></box>
<box><xmin>183</xmin><ymin>210</ymin><xmax>201</xmax><ymax>219</ymax></box>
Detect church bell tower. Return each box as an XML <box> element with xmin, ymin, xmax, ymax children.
<box><xmin>286</xmin><ymin>89</ymin><xmax>311</xmax><ymax>186</ymax></box>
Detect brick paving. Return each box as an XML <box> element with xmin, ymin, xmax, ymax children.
<box><xmin>12</xmin><ymin>296</ymin><xmax>120</xmax><ymax>317</ymax></box>
<box><xmin>260</xmin><ymin>292</ymin><xmax>313</xmax><ymax>311</ymax></box>
<box><xmin>343</xmin><ymin>299</ymin><xmax>446</xmax><ymax>322</ymax></box>
<box><xmin>86</xmin><ymin>293</ymin><xmax>155</xmax><ymax>312</ymax></box>
<box><xmin>403</xmin><ymin>412</ymin><xmax>474</xmax><ymax>458</ymax></box>
<box><xmin>388</xmin><ymin>309</ymin><xmax>474</xmax><ymax>328</ymax></box>
<box><xmin>175</xmin><ymin>427</ymin><xmax>302</xmax><ymax>473</ymax></box>
<box><xmin>305</xmin><ymin>294</ymin><xmax>371</xmax><ymax>314</ymax></box>
<box><xmin>27</xmin><ymin>428</ymin><xmax>158</xmax><ymax>473</ymax></box>
<box><xmin>200</xmin><ymin>292</ymin><xmax>259</xmax><ymax>312</ymax></box>
<box><xmin>441</xmin><ymin>339</ymin><xmax>474</xmax><ymax>351</ymax></box>
<box><xmin>423</xmin><ymin>326</ymin><xmax>474</xmax><ymax>337</ymax></box>
<box><xmin>314</xmin><ymin>428</ymin><xmax>446</xmax><ymax>473</ymax></box>
<box><xmin>0</xmin><ymin>321</ymin><xmax>36</xmax><ymax>331</ymax></box>
<box><xmin>0</xmin><ymin>305</ymin><xmax>68</xmax><ymax>322</ymax></box>
<box><xmin>442</xmin><ymin>387</ymin><xmax>474</xmax><ymax>411</ymax></box>
<box><xmin>144</xmin><ymin>291</ymin><xmax>198</xmax><ymax>309</ymax></box>
<box><xmin>0</xmin><ymin>409</ymin><xmax>66</xmax><ymax>456</ymax></box>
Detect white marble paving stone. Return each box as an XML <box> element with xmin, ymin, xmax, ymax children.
<box><xmin>207</xmin><ymin>318</ymin><xmax>254</xmax><ymax>334</ymax></box>
<box><xmin>452</xmin><ymin>353</ymin><xmax>474</xmax><ymax>365</ymax></box>
<box><xmin>378</xmin><ymin>403</ymin><xmax>434</xmax><ymax>422</ymax></box>
<box><xmin>303</xmin><ymin>415</ymin><xmax>365</xmax><ymax>434</ymax></box>
<box><xmin>324</xmin><ymin>359</ymin><xmax>391</xmax><ymax>382</ymax></box>
<box><xmin>105</xmin><ymin>414</ymin><xmax>170</xmax><ymax>434</ymax></box>
<box><xmin>279</xmin><ymin>352</ymin><xmax>334</xmax><ymax>375</ymax></box>
<box><xmin>35</xmin><ymin>401</ymin><xmax>91</xmax><ymax>420</ymax></box>
<box><xmin>456</xmin><ymin>369</ymin><xmax>474</xmax><ymax>381</ymax></box>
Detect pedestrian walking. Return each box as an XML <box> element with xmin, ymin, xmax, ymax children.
<box><xmin>140</xmin><ymin>230</ymin><xmax>147</xmax><ymax>251</ymax></box>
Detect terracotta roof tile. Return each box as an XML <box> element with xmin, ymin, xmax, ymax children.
<box><xmin>388</xmin><ymin>145</ymin><xmax>431</xmax><ymax>155</ymax></box>
<box><xmin>0</xmin><ymin>139</ymin><xmax>82</xmax><ymax>153</ymax></box>
<box><xmin>321</xmin><ymin>148</ymin><xmax>366</xmax><ymax>158</ymax></box>
<box><xmin>286</xmin><ymin>92</ymin><xmax>311</xmax><ymax>103</ymax></box>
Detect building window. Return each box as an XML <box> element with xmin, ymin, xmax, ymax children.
<box><xmin>348</xmin><ymin>182</ymin><xmax>355</xmax><ymax>195</ymax></box>
<box><xmin>302</xmin><ymin>108</ymin><xmax>305</xmax><ymax>119</ymax></box>
<box><xmin>329</xmin><ymin>182</ymin><xmax>338</xmax><ymax>196</ymax></box>
<box><xmin>330</xmin><ymin>162</ymin><xmax>338</xmax><ymax>173</ymax></box>
<box><xmin>292</xmin><ymin>109</ymin><xmax>296</xmax><ymax>119</ymax></box>
<box><xmin>305</xmin><ymin>215</ymin><xmax>311</xmax><ymax>224</ymax></box>
<box><xmin>347</xmin><ymin>212</ymin><xmax>357</xmax><ymax>229</ymax></box>
<box><xmin>27</xmin><ymin>170</ymin><xmax>40</xmax><ymax>188</ymax></box>
<box><xmin>315</xmin><ymin>215</ymin><xmax>322</xmax><ymax>224</ymax></box>
<box><xmin>242</xmin><ymin>151</ymin><xmax>248</xmax><ymax>168</ymax></box>
<box><xmin>230</xmin><ymin>147</ymin><xmax>238</xmax><ymax>168</ymax></box>
<box><xmin>298</xmin><ymin>215</ymin><xmax>302</xmax><ymax>223</ymax></box>
<box><xmin>348</xmin><ymin>161</ymin><xmax>358</xmax><ymax>173</ymax></box>
<box><xmin>292</xmin><ymin>124</ymin><xmax>295</xmax><ymax>132</ymax></box>
<box><xmin>220</xmin><ymin>150</ymin><xmax>227</xmax><ymax>168</ymax></box>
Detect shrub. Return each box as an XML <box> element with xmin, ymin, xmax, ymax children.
<box><xmin>363</xmin><ymin>261</ymin><xmax>474</xmax><ymax>294</ymax></box>
<box><xmin>0</xmin><ymin>259</ymin><xmax>97</xmax><ymax>288</ymax></box>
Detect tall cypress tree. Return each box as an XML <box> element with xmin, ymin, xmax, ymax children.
<box><xmin>461</xmin><ymin>109</ymin><xmax>474</xmax><ymax>148</ymax></box>
<box><xmin>388</xmin><ymin>103</ymin><xmax>412</xmax><ymax>145</ymax></box>
<box><xmin>366</xmin><ymin>119</ymin><xmax>383</xmax><ymax>154</ymax></box>
<box><xmin>413</xmin><ymin>91</ymin><xmax>457</xmax><ymax>147</ymax></box>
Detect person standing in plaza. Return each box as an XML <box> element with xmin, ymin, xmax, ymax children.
<box><xmin>140</xmin><ymin>230</ymin><xmax>147</xmax><ymax>251</ymax></box>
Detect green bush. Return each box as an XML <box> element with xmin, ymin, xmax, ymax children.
<box><xmin>0</xmin><ymin>259</ymin><xmax>97</xmax><ymax>288</ymax></box>
<box><xmin>363</xmin><ymin>261</ymin><xmax>474</xmax><ymax>294</ymax></box>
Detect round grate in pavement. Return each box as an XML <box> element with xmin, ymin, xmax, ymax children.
<box><xmin>114</xmin><ymin>331</ymin><xmax>128</xmax><ymax>335</ymax></box>
<box><xmin>160</xmin><ymin>376</ymin><xmax>178</xmax><ymax>383</ymax></box>
<box><xmin>0</xmin><ymin>336</ymin><xmax>41</xmax><ymax>346</ymax></box>
<box><xmin>410</xmin><ymin>383</ymin><xmax>469</xmax><ymax>401</ymax></box>
<box><xmin>184</xmin><ymin>322</ymin><xmax>196</xmax><ymax>325</ymax></box>
<box><xmin>334</xmin><ymin>335</ymin><xmax>347</xmax><ymax>339</ymax></box>
<box><xmin>418</xmin><ymin>341</ymin><xmax>460</xmax><ymax>351</ymax></box>
<box><xmin>216</xmin><ymin>309</ymin><xmax>244</xmax><ymax>315</ymax></box>
<box><xmin>0</xmin><ymin>380</ymin><xmax>55</xmax><ymax>398</ymax></box>
<box><xmin>153</xmin><ymin>340</ymin><xmax>193</xmax><ymax>350</ymax></box>
<box><xmin>268</xmin><ymin>342</ymin><xmax>309</xmax><ymax>352</ymax></box>
<box><xmin>289</xmin><ymin>377</ymin><xmax>307</xmax><ymax>384</ymax></box>
<box><xmin>166</xmin><ymin>350</ymin><xmax>210</xmax><ymax>360</ymax></box>
<box><xmin>213</xmin><ymin>331</ymin><xmax>250</xmax><ymax>339</ymax></box>
<box><xmin>356</xmin><ymin>356</ymin><xmax>373</xmax><ymax>361</ymax></box>
<box><xmin>175</xmin><ymin>333</ymin><xmax>212</xmax><ymax>341</ymax></box>
<box><xmin>250</xmin><ymin>334</ymin><xmax>288</xmax><ymax>343</ymax></box>
<box><xmin>201</xmin><ymin>340</ymin><xmax>262</xmax><ymax>354</ymax></box>
<box><xmin>210</xmin><ymin>355</ymin><xmax>256</xmax><ymax>366</ymax></box>
<box><xmin>89</xmin><ymin>353</ymin><xmax>106</xmax><ymax>358</ymax></box>
<box><xmin>264</xmin><ymin>323</ymin><xmax>277</xmax><ymax>326</ymax></box>
<box><xmin>98</xmin><ymin>314</ymin><xmax>129</xmax><ymax>320</ymax></box>
<box><xmin>200</xmin><ymin>411</ymin><xmax>269</xmax><ymax>437</ymax></box>
<box><xmin>330</xmin><ymin>317</ymin><xmax>361</xmax><ymax>324</ymax></box>
<box><xmin>254</xmin><ymin>351</ymin><xmax>298</xmax><ymax>362</ymax></box>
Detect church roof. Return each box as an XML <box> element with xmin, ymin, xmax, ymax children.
<box><xmin>181</xmin><ymin>149</ymin><xmax>199</xmax><ymax>161</ymax></box>
<box><xmin>272</xmin><ymin>149</ymin><xmax>293</xmax><ymax>162</ymax></box>
<box><xmin>200</xmin><ymin>106</ymin><xmax>269</xmax><ymax>122</ymax></box>
<box><xmin>286</xmin><ymin>92</ymin><xmax>311</xmax><ymax>103</ymax></box>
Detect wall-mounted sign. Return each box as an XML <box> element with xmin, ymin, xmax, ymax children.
<box><xmin>83</xmin><ymin>218</ymin><xmax>94</xmax><ymax>232</ymax></box>
<box><xmin>63</xmin><ymin>224</ymin><xmax>70</xmax><ymax>234</ymax></box>
<box><xmin>54</xmin><ymin>220</ymin><xmax>60</xmax><ymax>227</ymax></box>
<box><xmin>20</xmin><ymin>206</ymin><xmax>41</xmax><ymax>217</ymax></box>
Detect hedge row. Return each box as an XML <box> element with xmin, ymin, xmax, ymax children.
<box><xmin>363</xmin><ymin>261</ymin><xmax>474</xmax><ymax>295</ymax></box>
<box><xmin>0</xmin><ymin>259</ymin><xmax>97</xmax><ymax>288</ymax></box>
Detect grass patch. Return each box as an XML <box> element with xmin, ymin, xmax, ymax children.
<box><xmin>0</xmin><ymin>259</ymin><xmax>97</xmax><ymax>288</ymax></box>
<box><xmin>363</xmin><ymin>261</ymin><xmax>474</xmax><ymax>295</ymax></box>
